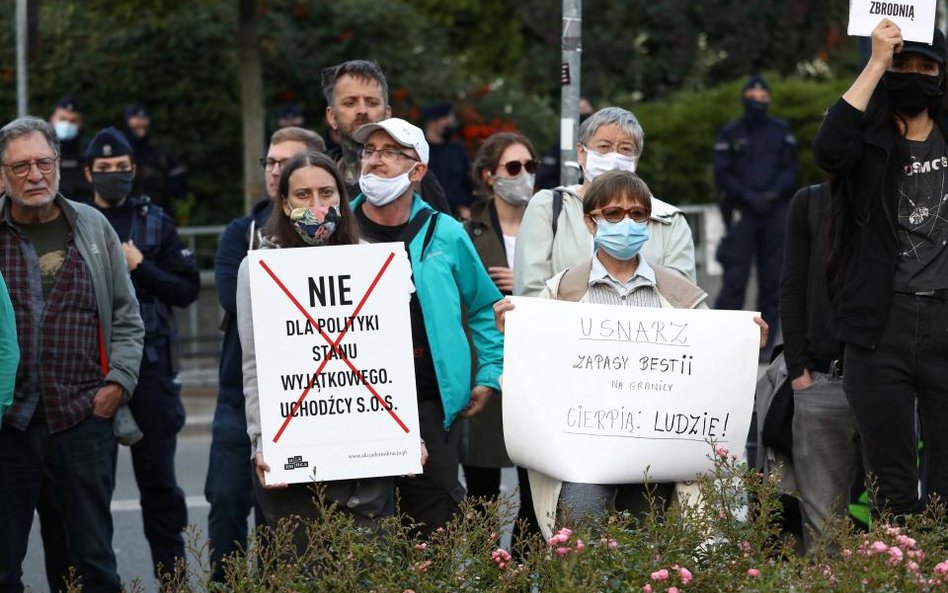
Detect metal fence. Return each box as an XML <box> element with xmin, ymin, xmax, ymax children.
<box><xmin>172</xmin><ymin>206</ymin><xmax>724</xmax><ymax>386</ymax></box>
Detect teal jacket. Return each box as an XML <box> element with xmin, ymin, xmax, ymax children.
<box><xmin>351</xmin><ymin>193</ymin><xmax>504</xmax><ymax>429</ymax></box>
<box><xmin>0</xmin><ymin>269</ymin><xmax>17</xmax><ymax>424</ymax></box>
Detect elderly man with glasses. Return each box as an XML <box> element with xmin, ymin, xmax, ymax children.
<box><xmin>349</xmin><ymin>117</ymin><xmax>504</xmax><ymax>537</ymax></box>
<box><xmin>0</xmin><ymin>116</ymin><xmax>144</xmax><ymax>593</ymax></box>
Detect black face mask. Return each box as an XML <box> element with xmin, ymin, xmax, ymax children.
<box><xmin>742</xmin><ymin>98</ymin><xmax>769</xmax><ymax>127</ymax></box>
<box><xmin>92</xmin><ymin>170</ymin><xmax>134</xmax><ymax>205</ymax></box>
<box><xmin>883</xmin><ymin>71</ymin><xmax>944</xmax><ymax>116</ymax></box>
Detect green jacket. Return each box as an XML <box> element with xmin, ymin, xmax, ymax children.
<box><xmin>351</xmin><ymin>193</ymin><xmax>505</xmax><ymax>429</ymax></box>
<box><xmin>0</xmin><ymin>269</ymin><xmax>18</xmax><ymax>423</ymax></box>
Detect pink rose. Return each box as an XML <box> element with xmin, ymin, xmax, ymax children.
<box><xmin>678</xmin><ymin>567</ymin><xmax>693</xmax><ymax>584</ymax></box>
<box><xmin>575</xmin><ymin>539</ymin><xmax>585</xmax><ymax>551</ymax></box>
<box><xmin>651</xmin><ymin>568</ymin><xmax>670</xmax><ymax>581</ymax></box>
<box><xmin>934</xmin><ymin>561</ymin><xmax>948</xmax><ymax>576</ymax></box>
<box><xmin>887</xmin><ymin>547</ymin><xmax>904</xmax><ymax>566</ymax></box>
<box><xmin>870</xmin><ymin>541</ymin><xmax>889</xmax><ymax>554</ymax></box>
<box><xmin>668</xmin><ymin>588</ymin><xmax>679</xmax><ymax>593</ymax></box>
<box><xmin>642</xmin><ymin>585</ymin><xmax>653</xmax><ymax>593</ymax></box>
<box><xmin>607</xmin><ymin>539</ymin><xmax>619</xmax><ymax>550</ymax></box>
<box><xmin>556</xmin><ymin>547</ymin><xmax>570</xmax><ymax>557</ymax></box>
<box><xmin>715</xmin><ymin>446</ymin><xmax>729</xmax><ymax>458</ymax></box>
<box><xmin>747</xmin><ymin>568</ymin><xmax>760</xmax><ymax>578</ymax></box>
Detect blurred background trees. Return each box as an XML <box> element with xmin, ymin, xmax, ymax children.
<box><xmin>0</xmin><ymin>0</ymin><xmax>856</xmax><ymax>223</ymax></box>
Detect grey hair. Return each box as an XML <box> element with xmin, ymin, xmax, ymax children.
<box><xmin>578</xmin><ymin>107</ymin><xmax>645</xmax><ymax>154</ymax></box>
<box><xmin>0</xmin><ymin>116</ymin><xmax>60</xmax><ymax>163</ymax></box>
<box><xmin>321</xmin><ymin>60</ymin><xmax>389</xmax><ymax>107</ymax></box>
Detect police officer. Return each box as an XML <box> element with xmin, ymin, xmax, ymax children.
<box><xmin>124</xmin><ymin>103</ymin><xmax>189</xmax><ymax>217</ymax></box>
<box><xmin>87</xmin><ymin>127</ymin><xmax>200</xmax><ymax>577</ymax></box>
<box><xmin>48</xmin><ymin>95</ymin><xmax>92</xmax><ymax>203</ymax></box>
<box><xmin>713</xmin><ymin>75</ymin><xmax>798</xmax><ymax>357</ymax></box>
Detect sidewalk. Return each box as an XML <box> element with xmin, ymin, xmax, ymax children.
<box><xmin>180</xmin><ymin>368</ymin><xmax>217</xmax><ymax>437</ymax></box>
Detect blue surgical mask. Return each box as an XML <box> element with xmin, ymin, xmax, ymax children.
<box><xmin>593</xmin><ymin>218</ymin><xmax>649</xmax><ymax>261</ymax></box>
<box><xmin>54</xmin><ymin>121</ymin><xmax>79</xmax><ymax>141</ymax></box>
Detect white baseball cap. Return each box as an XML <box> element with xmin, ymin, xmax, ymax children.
<box><xmin>352</xmin><ymin>117</ymin><xmax>429</xmax><ymax>164</ymax></box>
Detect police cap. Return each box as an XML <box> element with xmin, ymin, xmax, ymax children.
<box><xmin>86</xmin><ymin>127</ymin><xmax>134</xmax><ymax>160</ymax></box>
<box><xmin>55</xmin><ymin>95</ymin><xmax>81</xmax><ymax>113</ymax></box>
<box><xmin>124</xmin><ymin>103</ymin><xmax>150</xmax><ymax>120</ymax></box>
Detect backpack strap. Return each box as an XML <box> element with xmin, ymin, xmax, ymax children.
<box><xmin>551</xmin><ymin>188</ymin><xmax>564</xmax><ymax>236</ymax></box>
<box><xmin>398</xmin><ymin>209</ymin><xmax>439</xmax><ymax>262</ymax></box>
<box><xmin>555</xmin><ymin>260</ymin><xmax>593</xmax><ymax>302</ymax></box>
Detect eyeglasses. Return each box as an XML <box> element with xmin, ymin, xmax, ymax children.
<box><xmin>588</xmin><ymin>205</ymin><xmax>650</xmax><ymax>223</ymax></box>
<box><xmin>259</xmin><ymin>157</ymin><xmax>290</xmax><ymax>172</ymax></box>
<box><xmin>498</xmin><ymin>159</ymin><xmax>539</xmax><ymax>177</ymax></box>
<box><xmin>361</xmin><ymin>147</ymin><xmax>419</xmax><ymax>162</ymax></box>
<box><xmin>2</xmin><ymin>156</ymin><xmax>59</xmax><ymax>178</ymax></box>
<box><xmin>583</xmin><ymin>142</ymin><xmax>638</xmax><ymax>158</ymax></box>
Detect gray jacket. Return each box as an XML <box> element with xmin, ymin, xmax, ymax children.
<box><xmin>0</xmin><ymin>195</ymin><xmax>144</xmax><ymax>431</ymax></box>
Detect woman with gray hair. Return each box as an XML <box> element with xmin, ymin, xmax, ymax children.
<box><xmin>512</xmin><ymin>107</ymin><xmax>696</xmax><ymax>297</ymax></box>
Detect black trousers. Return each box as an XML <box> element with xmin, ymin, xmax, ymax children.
<box><xmin>395</xmin><ymin>400</ymin><xmax>465</xmax><ymax>537</ymax></box>
<box><xmin>844</xmin><ymin>293</ymin><xmax>948</xmax><ymax>517</ymax></box>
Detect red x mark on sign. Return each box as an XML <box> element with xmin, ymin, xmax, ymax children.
<box><xmin>257</xmin><ymin>251</ymin><xmax>410</xmax><ymax>443</ymax></box>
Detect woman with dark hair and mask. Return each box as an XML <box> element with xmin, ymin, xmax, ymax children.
<box><xmin>236</xmin><ymin>152</ymin><xmax>419</xmax><ymax>552</ymax></box>
<box><xmin>462</xmin><ymin>131</ymin><xmax>539</xmax><ymax>538</ymax></box>
<box><xmin>813</xmin><ymin>19</ymin><xmax>948</xmax><ymax>520</ymax></box>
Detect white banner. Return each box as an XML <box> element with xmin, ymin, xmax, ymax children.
<box><xmin>502</xmin><ymin>297</ymin><xmax>759</xmax><ymax>483</ymax></box>
<box><xmin>247</xmin><ymin>243</ymin><xmax>422</xmax><ymax>485</ymax></box>
<box><xmin>848</xmin><ymin>0</ymin><xmax>935</xmax><ymax>43</ymax></box>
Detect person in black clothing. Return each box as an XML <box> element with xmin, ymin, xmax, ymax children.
<box><xmin>123</xmin><ymin>103</ymin><xmax>188</xmax><ymax>217</ymax></box>
<box><xmin>87</xmin><ymin>127</ymin><xmax>200</xmax><ymax>578</ymax></box>
<box><xmin>713</xmin><ymin>75</ymin><xmax>798</xmax><ymax>358</ymax></box>
<box><xmin>321</xmin><ymin>59</ymin><xmax>452</xmax><ymax>216</ymax></box>
<box><xmin>423</xmin><ymin>102</ymin><xmax>473</xmax><ymax>219</ymax></box>
<box><xmin>779</xmin><ymin>183</ymin><xmax>860</xmax><ymax>552</ymax></box>
<box><xmin>48</xmin><ymin>96</ymin><xmax>92</xmax><ymax>203</ymax></box>
<box><xmin>813</xmin><ymin>20</ymin><xmax>948</xmax><ymax>519</ymax></box>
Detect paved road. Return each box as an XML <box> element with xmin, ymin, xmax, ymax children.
<box><xmin>22</xmin><ymin>435</ymin><xmax>216</xmax><ymax>593</ymax></box>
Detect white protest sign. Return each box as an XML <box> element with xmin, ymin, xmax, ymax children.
<box><xmin>848</xmin><ymin>0</ymin><xmax>935</xmax><ymax>43</ymax></box>
<box><xmin>248</xmin><ymin>242</ymin><xmax>421</xmax><ymax>485</ymax></box>
<box><xmin>502</xmin><ymin>297</ymin><xmax>759</xmax><ymax>484</ymax></box>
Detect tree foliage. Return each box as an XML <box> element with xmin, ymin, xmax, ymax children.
<box><xmin>0</xmin><ymin>0</ymin><xmax>857</xmax><ymax>224</ymax></box>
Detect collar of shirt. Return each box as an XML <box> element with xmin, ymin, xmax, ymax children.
<box><xmin>588</xmin><ymin>252</ymin><xmax>656</xmax><ymax>296</ymax></box>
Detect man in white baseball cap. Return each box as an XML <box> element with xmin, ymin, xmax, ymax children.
<box><xmin>349</xmin><ymin>118</ymin><xmax>504</xmax><ymax>537</ymax></box>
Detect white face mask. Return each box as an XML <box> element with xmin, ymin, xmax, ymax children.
<box><xmin>582</xmin><ymin>148</ymin><xmax>637</xmax><ymax>182</ymax></box>
<box><xmin>359</xmin><ymin>165</ymin><xmax>417</xmax><ymax>207</ymax></box>
<box><xmin>492</xmin><ymin>173</ymin><xmax>535</xmax><ymax>206</ymax></box>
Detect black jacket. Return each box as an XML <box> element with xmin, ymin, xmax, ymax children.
<box><xmin>779</xmin><ymin>184</ymin><xmax>842</xmax><ymax>380</ymax></box>
<box><xmin>215</xmin><ymin>198</ymin><xmax>272</xmax><ymax>407</ymax></box>
<box><xmin>812</xmin><ymin>97</ymin><xmax>910</xmax><ymax>350</ymax></box>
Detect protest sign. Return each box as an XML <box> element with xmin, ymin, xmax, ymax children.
<box><xmin>502</xmin><ymin>296</ymin><xmax>759</xmax><ymax>483</ymax></box>
<box><xmin>247</xmin><ymin>242</ymin><xmax>421</xmax><ymax>485</ymax></box>
<box><xmin>848</xmin><ymin>0</ymin><xmax>935</xmax><ymax>43</ymax></box>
